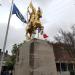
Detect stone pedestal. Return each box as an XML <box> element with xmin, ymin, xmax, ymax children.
<box><xmin>14</xmin><ymin>39</ymin><xmax>57</xmax><ymax>75</ymax></box>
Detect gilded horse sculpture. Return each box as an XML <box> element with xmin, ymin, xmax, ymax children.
<box><xmin>26</xmin><ymin>2</ymin><xmax>44</xmax><ymax>39</ymax></box>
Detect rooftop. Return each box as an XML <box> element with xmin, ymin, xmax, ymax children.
<box><xmin>53</xmin><ymin>43</ymin><xmax>75</xmax><ymax>63</ymax></box>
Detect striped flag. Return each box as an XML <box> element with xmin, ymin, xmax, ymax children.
<box><xmin>12</xmin><ymin>4</ymin><xmax>26</xmax><ymax>23</ymax></box>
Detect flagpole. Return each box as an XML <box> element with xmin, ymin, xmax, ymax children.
<box><xmin>0</xmin><ymin>0</ymin><xmax>13</xmax><ymax>74</ymax></box>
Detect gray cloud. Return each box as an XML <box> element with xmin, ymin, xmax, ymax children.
<box><xmin>0</xmin><ymin>23</ymin><xmax>25</xmax><ymax>54</ymax></box>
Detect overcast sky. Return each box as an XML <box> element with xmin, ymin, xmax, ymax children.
<box><xmin>0</xmin><ymin>0</ymin><xmax>75</xmax><ymax>54</ymax></box>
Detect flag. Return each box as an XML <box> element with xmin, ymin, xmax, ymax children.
<box><xmin>37</xmin><ymin>28</ymin><xmax>41</xmax><ymax>33</ymax></box>
<box><xmin>43</xmin><ymin>34</ymin><xmax>48</xmax><ymax>38</ymax></box>
<box><xmin>12</xmin><ymin>4</ymin><xmax>26</xmax><ymax>23</ymax></box>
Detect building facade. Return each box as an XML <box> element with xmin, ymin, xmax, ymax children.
<box><xmin>53</xmin><ymin>43</ymin><xmax>75</xmax><ymax>75</ymax></box>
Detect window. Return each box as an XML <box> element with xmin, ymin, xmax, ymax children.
<box><xmin>70</xmin><ymin>71</ymin><xmax>75</xmax><ymax>75</ymax></box>
<box><xmin>56</xmin><ymin>63</ymin><xmax>67</xmax><ymax>71</ymax></box>
<box><xmin>61</xmin><ymin>63</ymin><xmax>67</xmax><ymax>71</ymax></box>
<box><xmin>68</xmin><ymin>63</ymin><xmax>73</xmax><ymax>71</ymax></box>
<box><xmin>56</xmin><ymin>63</ymin><xmax>60</xmax><ymax>71</ymax></box>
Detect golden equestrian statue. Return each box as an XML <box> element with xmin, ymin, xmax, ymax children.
<box><xmin>26</xmin><ymin>2</ymin><xmax>44</xmax><ymax>39</ymax></box>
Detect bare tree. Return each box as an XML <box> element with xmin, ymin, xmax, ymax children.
<box><xmin>54</xmin><ymin>25</ymin><xmax>75</xmax><ymax>57</ymax></box>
